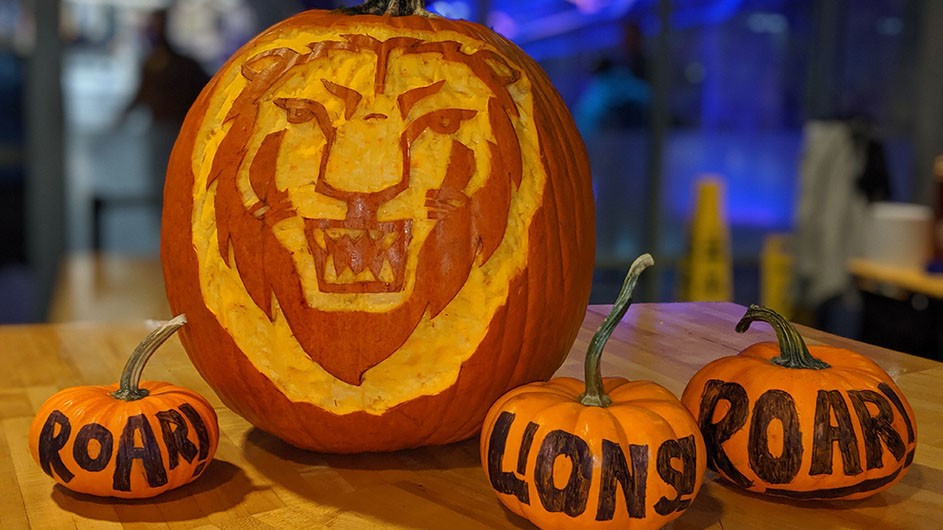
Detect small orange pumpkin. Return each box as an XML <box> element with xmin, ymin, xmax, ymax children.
<box><xmin>481</xmin><ymin>255</ymin><xmax>707</xmax><ymax>530</ymax></box>
<box><xmin>680</xmin><ymin>305</ymin><xmax>917</xmax><ymax>500</ymax></box>
<box><xmin>28</xmin><ymin>316</ymin><xmax>219</xmax><ymax>499</ymax></box>
<box><xmin>161</xmin><ymin>0</ymin><xmax>594</xmax><ymax>452</ymax></box>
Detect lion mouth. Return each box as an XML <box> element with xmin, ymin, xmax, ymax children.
<box><xmin>305</xmin><ymin>219</ymin><xmax>412</xmax><ymax>293</ymax></box>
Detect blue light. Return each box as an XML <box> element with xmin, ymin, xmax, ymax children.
<box><xmin>747</xmin><ymin>13</ymin><xmax>788</xmax><ymax>34</ymax></box>
<box><xmin>429</xmin><ymin>0</ymin><xmax>472</xmax><ymax>20</ymax></box>
<box><xmin>876</xmin><ymin>17</ymin><xmax>903</xmax><ymax>36</ymax></box>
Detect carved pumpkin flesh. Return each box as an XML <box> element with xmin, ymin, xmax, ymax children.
<box><xmin>161</xmin><ymin>3</ymin><xmax>595</xmax><ymax>452</ymax></box>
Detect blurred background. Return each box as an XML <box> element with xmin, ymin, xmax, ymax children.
<box><xmin>1</xmin><ymin>0</ymin><xmax>941</xmax><ymax>358</ymax></box>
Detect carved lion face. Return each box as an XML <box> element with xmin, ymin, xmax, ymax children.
<box><xmin>187</xmin><ymin>26</ymin><xmax>548</xmax><ymax>409</ymax></box>
<box><xmin>227</xmin><ymin>35</ymin><xmax>520</xmax><ymax>297</ymax></box>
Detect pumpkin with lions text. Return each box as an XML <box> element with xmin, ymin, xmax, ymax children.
<box><xmin>161</xmin><ymin>0</ymin><xmax>595</xmax><ymax>452</ymax></box>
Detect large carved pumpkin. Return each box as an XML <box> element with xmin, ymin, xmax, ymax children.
<box><xmin>161</xmin><ymin>0</ymin><xmax>595</xmax><ymax>452</ymax></box>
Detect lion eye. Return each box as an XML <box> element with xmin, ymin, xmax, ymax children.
<box><xmin>418</xmin><ymin>109</ymin><xmax>478</xmax><ymax>135</ymax></box>
<box><xmin>275</xmin><ymin>98</ymin><xmax>319</xmax><ymax>124</ymax></box>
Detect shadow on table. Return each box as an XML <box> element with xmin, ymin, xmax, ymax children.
<box><xmin>242</xmin><ymin>427</ymin><xmax>533</xmax><ymax>529</ymax></box>
<box><xmin>688</xmin><ymin>463</ymin><xmax>927</xmax><ymax>530</ymax></box>
<box><xmin>50</xmin><ymin>460</ymin><xmax>255</xmax><ymax>522</ymax></box>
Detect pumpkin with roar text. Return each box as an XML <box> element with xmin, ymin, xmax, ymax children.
<box><xmin>161</xmin><ymin>0</ymin><xmax>595</xmax><ymax>452</ymax></box>
<box><xmin>28</xmin><ymin>316</ymin><xmax>219</xmax><ymax>498</ymax></box>
<box><xmin>681</xmin><ymin>305</ymin><xmax>917</xmax><ymax>500</ymax></box>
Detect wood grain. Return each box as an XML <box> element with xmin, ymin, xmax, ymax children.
<box><xmin>848</xmin><ymin>257</ymin><xmax>943</xmax><ymax>298</ymax></box>
<box><xmin>3</xmin><ymin>302</ymin><xmax>941</xmax><ymax>529</ymax></box>
<box><xmin>48</xmin><ymin>253</ymin><xmax>171</xmax><ymax>323</ymax></box>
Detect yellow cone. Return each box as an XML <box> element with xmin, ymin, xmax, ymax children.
<box><xmin>761</xmin><ymin>233</ymin><xmax>794</xmax><ymax>319</ymax></box>
<box><xmin>680</xmin><ymin>176</ymin><xmax>733</xmax><ymax>302</ymax></box>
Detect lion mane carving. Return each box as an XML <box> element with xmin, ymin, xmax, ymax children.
<box><xmin>204</xmin><ymin>35</ymin><xmax>531</xmax><ymax>386</ymax></box>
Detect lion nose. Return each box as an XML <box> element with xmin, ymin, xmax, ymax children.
<box><xmin>320</xmin><ymin>118</ymin><xmax>404</xmax><ymax>197</ymax></box>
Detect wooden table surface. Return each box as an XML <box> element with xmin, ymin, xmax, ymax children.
<box><xmin>848</xmin><ymin>257</ymin><xmax>943</xmax><ymax>299</ymax></box>
<box><xmin>48</xmin><ymin>253</ymin><xmax>171</xmax><ymax>323</ymax></box>
<box><xmin>3</xmin><ymin>303</ymin><xmax>941</xmax><ymax>529</ymax></box>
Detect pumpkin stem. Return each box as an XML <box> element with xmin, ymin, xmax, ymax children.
<box><xmin>112</xmin><ymin>315</ymin><xmax>188</xmax><ymax>401</ymax></box>
<box><xmin>337</xmin><ymin>0</ymin><xmax>436</xmax><ymax>17</ymax></box>
<box><xmin>735</xmin><ymin>305</ymin><xmax>830</xmax><ymax>370</ymax></box>
<box><xmin>578</xmin><ymin>253</ymin><xmax>654</xmax><ymax>407</ymax></box>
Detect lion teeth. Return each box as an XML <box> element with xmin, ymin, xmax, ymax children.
<box><xmin>305</xmin><ymin>219</ymin><xmax>412</xmax><ymax>292</ymax></box>
<box><xmin>319</xmin><ymin>228</ymin><xmax>403</xmax><ymax>283</ymax></box>
<box><xmin>323</xmin><ymin>256</ymin><xmax>397</xmax><ymax>284</ymax></box>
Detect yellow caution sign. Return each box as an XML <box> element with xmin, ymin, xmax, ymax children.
<box><xmin>679</xmin><ymin>176</ymin><xmax>733</xmax><ymax>302</ymax></box>
<box><xmin>761</xmin><ymin>233</ymin><xmax>794</xmax><ymax>319</ymax></box>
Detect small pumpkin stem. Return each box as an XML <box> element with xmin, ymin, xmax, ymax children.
<box><xmin>112</xmin><ymin>315</ymin><xmax>188</xmax><ymax>401</ymax></box>
<box><xmin>735</xmin><ymin>305</ymin><xmax>830</xmax><ymax>370</ymax></box>
<box><xmin>579</xmin><ymin>253</ymin><xmax>654</xmax><ymax>407</ymax></box>
<box><xmin>337</xmin><ymin>0</ymin><xmax>436</xmax><ymax>17</ymax></box>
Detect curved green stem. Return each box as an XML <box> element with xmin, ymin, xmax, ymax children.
<box><xmin>112</xmin><ymin>315</ymin><xmax>188</xmax><ymax>401</ymax></box>
<box><xmin>735</xmin><ymin>305</ymin><xmax>830</xmax><ymax>370</ymax></box>
<box><xmin>337</xmin><ymin>0</ymin><xmax>436</xmax><ymax>17</ymax></box>
<box><xmin>578</xmin><ymin>253</ymin><xmax>654</xmax><ymax>407</ymax></box>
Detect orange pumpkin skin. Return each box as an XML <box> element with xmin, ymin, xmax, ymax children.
<box><xmin>482</xmin><ymin>378</ymin><xmax>706</xmax><ymax>530</ymax></box>
<box><xmin>28</xmin><ymin>318</ymin><xmax>219</xmax><ymax>499</ymax></box>
<box><xmin>161</xmin><ymin>5</ymin><xmax>594</xmax><ymax>452</ymax></box>
<box><xmin>680</xmin><ymin>306</ymin><xmax>917</xmax><ymax>501</ymax></box>
<box><xmin>28</xmin><ymin>382</ymin><xmax>218</xmax><ymax>499</ymax></box>
<box><xmin>481</xmin><ymin>256</ymin><xmax>706</xmax><ymax>530</ymax></box>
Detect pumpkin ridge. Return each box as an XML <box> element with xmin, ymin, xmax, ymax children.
<box><xmin>608</xmin><ymin>380</ymin><xmax>680</xmax><ymax>404</ymax></box>
<box><xmin>506</xmin><ymin>385</ymin><xmax>582</xmax><ymax>406</ymax></box>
